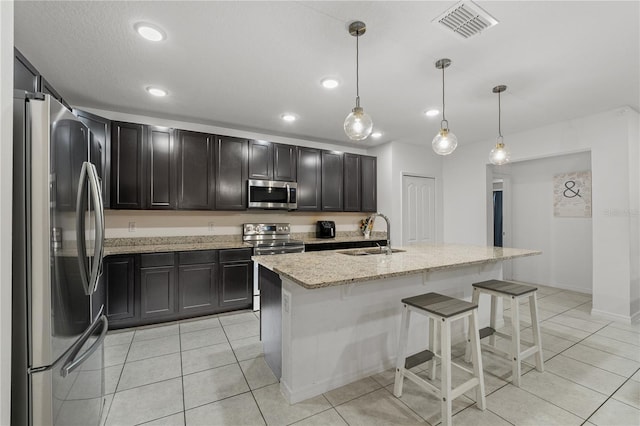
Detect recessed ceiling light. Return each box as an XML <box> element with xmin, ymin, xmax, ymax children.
<box><xmin>134</xmin><ymin>22</ymin><xmax>166</xmax><ymax>42</ymax></box>
<box><xmin>371</xmin><ymin>131</ymin><xmax>382</xmax><ymax>138</ymax></box>
<box><xmin>321</xmin><ymin>78</ymin><xmax>339</xmax><ymax>89</ymax></box>
<box><xmin>146</xmin><ymin>86</ymin><xmax>167</xmax><ymax>97</ymax></box>
<box><xmin>281</xmin><ymin>113</ymin><xmax>297</xmax><ymax>122</ymax></box>
<box><xmin>425</xmin><ymin>109</ymin><xmax>440</xmax><ymax>117</ymax></box>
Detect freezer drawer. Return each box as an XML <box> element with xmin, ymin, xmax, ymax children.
<box><xmin>32</xmin><ymin>315</ymin><xmax>107</xmax><ymax>426</ymax></box>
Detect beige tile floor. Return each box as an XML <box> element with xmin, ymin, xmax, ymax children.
<box><xmin>101</xmin><ymin>285</ymin><xmax>640</xmax><ymax>426</ymax></box>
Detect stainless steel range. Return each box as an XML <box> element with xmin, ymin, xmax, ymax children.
<box><xmin>243</xmin><ymin>223</ymin><xmax>304</xmax><ymax>310</ymax></box>
<box><xmin>243</xmin><ymin>223</ymin><xmax>305</xmax><ymax>255</ymax></box>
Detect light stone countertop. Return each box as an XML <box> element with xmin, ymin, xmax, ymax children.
<box><xmin>253</xmin><ymin>243</ymin><xmax>541</xmax><ymax>289</ymax></box>
<box><xmin>102</xmin><ymin>232</ymin><xmax>386</xmax><ymax>256</ymax></box>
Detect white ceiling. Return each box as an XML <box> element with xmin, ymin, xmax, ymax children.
<box><xmin>14</xmin><ymin>1</ymin><xmax>640</xmax><ymax>149</ymax></box>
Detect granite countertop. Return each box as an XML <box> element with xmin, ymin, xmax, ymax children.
<box><xmin>103</xmin><ymin>232</ymin><xmax>388</xmax><ymax>256</ymax></box>
<box><xmin>104</xmin><ymin>236</ymin><xmax>248</xmax><ymax>256</ymax></box>
<box><xmin>253</xmin><ymin>243</ymin><xmax>541</xmax><ymax>289</ymax></box>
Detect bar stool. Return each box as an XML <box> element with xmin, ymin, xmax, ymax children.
<box><xmin>465</xmin><ymin>280</ymin><xmax>544</xmax><ymax>387</ymax></box>
<box><xmin>394</xmin><ymin>293</ymin><xmax>486</xmax><ymax>426</ymax></box>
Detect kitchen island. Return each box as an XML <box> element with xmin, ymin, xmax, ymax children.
<box><xmin>253</xmin><ymin>243</ymin><xmax>540</xmax><ymax>404</ymax></box>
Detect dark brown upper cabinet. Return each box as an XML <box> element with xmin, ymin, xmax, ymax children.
<box><xmin>74</xmin><ymin>109</ymin><xmax>111</xmax><ymax>208</ymax></box>
<box><xmin>111</xmin><ymin>121</ymin><xmax>145</xmax><ymax>209</ymax></box>
<box><xmin>248</xmin><ymin>141</ymin><xmax>297</xmax><ymax>182</ymax></box>
<box><xmin>273</xmin><ymin>143</ymin><xmax>297</xmax><ymax>182</ymax></box>
<box><xmin>321</xmin><ymin>150</ymin><xmax>344</xmax><ymax>211</ymax></box>
<box><xmin>14</xmin><ymin>48</ymin><xmax>39</xmax><ymax>93</ymax></box>
<box><xmin>147</xmin><ymin>126</ymin><xmax>176</xmax><ymax>209</ymax></box>
<box><xmin>176</xmin><ymin>130</ymin><xmax>215</xmax><ymax>210</ymax></box>
<box><xmin>343</xmin><ymin>153</ymin><xmax>361</xmax><ymax>212</ymax></box>
<box><xmin>296</xmin><ymin>147</ymin><xmax>322</xmax><ymax>211</ymax></box>
<box><xmin>215</xmin><ymin>136</ymin><xmax>248</xmax><ymax>210</ymax></box>
<box><xmin>248</xmin><ymin>140</ymin><xmax>273</xmax><ymax>180</ymax></box>
<box><xmin>361</xmin><ymin>155</ymin><xmax>377</xmax><ymax>212</ymax></box>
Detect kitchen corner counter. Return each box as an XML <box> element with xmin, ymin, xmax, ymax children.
<box><xmin>253</xmin><ymin>243</ymin><xmax>541</xmax><ymax>289</ymax></box>
<box><xmin>104</xmin><ymin>236</ymin><xmax>248</xmax><ymax>256</ymax></box>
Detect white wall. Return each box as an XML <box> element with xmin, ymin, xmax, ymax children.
<box><xmin>498</xmin><ymin>152</ymin><xmax>593</xmax><ymax>293</ymax></box>
<box><xmin>629</xmin><ymin>111</ymin><xmax>640</xmax><ymax>315</ymax></box>
<box><xmin>443</xmin><ymin>107</ymin><xmax>640</xmax><ymax>322</ymax></box>
<box><xmin>0</xmin><ymin>2</ymin><xmax>14</xmax><ymax>424</ymax></box>
<box><xmin>367</xmin><ymin>141</ymin><xmax>444</xmax><ymax>246</ymax></box>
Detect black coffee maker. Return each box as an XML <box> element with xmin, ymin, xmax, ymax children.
<box><xmin>316</xmin><ymin>221</ymin><xmax>336</xmax><ymax>238</ymax></box>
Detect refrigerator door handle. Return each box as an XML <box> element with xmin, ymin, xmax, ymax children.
<box><xmin>61</xmin><ymin>314</ymin><xmax>108</xmax><ymax>378</ymax></box>
<box><xmin>87</xmin><ymin>162</ymin><xmax>104</xmax><ymax>293</ymax></box>
<box><xmin>75</xmin><ymin>161</ymin><xmax>105</xmax><ymax>295</ymax></box>
<box><xmin>76</xmin><ymin>161</ymin><xmax>92</xmax><ymax>295</ymax></box>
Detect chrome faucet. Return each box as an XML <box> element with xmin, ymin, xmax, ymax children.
<box><xmin>368</xmin><ymin>212</ymin><xmax>392</xmax><ymax>255</ymax></box>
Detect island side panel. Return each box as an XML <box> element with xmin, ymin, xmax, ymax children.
<box><xmin>279</xmin><ymin>262</ymin><xmax>503</xmax><ymax>404</ymax></box>
<box><xmin>259</xmin><ymin>265</ymin><xmax>282</xmax><ymax>379</ymax></box>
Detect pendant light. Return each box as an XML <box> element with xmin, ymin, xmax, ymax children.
<box><xmin>344</xmin><ymin>21</ymin><xmax>373</xmax><ymax>141</ymax></box>
<box><xmin>489</xmin><ymin>85</ymin><xmax>510</xmax><ymax>165</ymax></box>
<box><xmin>432</xmin><ymin>58</ymin><xmax>458</xmax><ymax>155</ymax></box>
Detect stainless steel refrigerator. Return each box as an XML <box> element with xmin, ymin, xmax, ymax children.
<box><xmin>12</xmin><ymin>92</ymin><xmax>108</xmax><ymax>426</ymax></box>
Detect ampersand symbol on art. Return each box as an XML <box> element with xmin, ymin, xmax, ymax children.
<box><xmin>563</xmin><ymin>180</ymin><xmax>581</xmax><ymax>198</ymax></box>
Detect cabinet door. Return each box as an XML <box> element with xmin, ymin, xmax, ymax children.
<box><xmin>361</xmin><ymin>155</ymin><xmax>377</xmax><ymax>212</ymax></box>
<box><xmin>215</xmin><ymin>136</ymin><xmax>248</xmax><ymax>210</ymax></box>
<box><xmin>74</xmin><ymin>109</ymin><xmax>111</xmax><ymax>208</ymax></box>
<box><xmin>104</xmin><ymin>256</ymin><xmax>136</xmax><ymax>322</ymax></box>
<box><xmin>140</xmin><ymin>266</ymin><xmax>176</xmax><ymax>319</ymax></box>
<box><xmin>111</xmin><ymin>122</ymin><xmax>145</xmax><ymax>209</ymax></box>
<box><xmin>296</xmin><ymin>147</ymin><xmax>321</xmax><ymax>211</ymax></box>
<box><xmin>178</xmin><ymin>263</ymin><xmax>217</xmax><ymax>314</ymax></box>
<box><xmin>176</xmin><ymin>130</ymin><xmax>215</xmax><ymax>209</ymax></box>
<box><xmin>14</xmin><ymin>48</ymin><xmax>39</xmax><ymax>93</ymax></box>
<box><xmin>219</xmin><ymin>262</ymin><xmax>252</xmax><ymax>308</ymax></box>
<box><xmin>248</xmin><ymin>140</ymin><xmax>273</xmax><ymax>180</ymax></box>
<box><xmin>343</xmin><ymin>153</ymin><xmax>361</xmax><ymax>212</ymax></box>
<box><xmin>321</xmin><ymin>150</ymin><xmax>344</xmax><ymax>211</ymax></box>
<box><xmin>273</xmin><ymin>143</ymin><xmax>297</xmax><ymax>182</ymax></box>
<box><xmin>148</xmin><ymin>126</ymin><xmax>176</xmax><ymax>209</ymax></box>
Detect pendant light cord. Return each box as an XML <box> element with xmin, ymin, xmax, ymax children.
<box><xmin>355</xmin><ymin>32</ymin><xmax>360</xmax><ymax>108</ymax></box>
<box><xmin>498</xmin><ymin>90</ymin><xmax>503</xmax><ymax>138</ymax></box>
<box><xmin>441</xmin><ymin>65</ymin><xmax>446</xmax><ymax>122</ymax></box>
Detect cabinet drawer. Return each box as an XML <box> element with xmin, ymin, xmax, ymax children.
<box><xmin>140</xmin><ymin>252</ymin><xmax>175</xmax><ymax>267</ymax></box>
<box><xmin>179</xmin><ymin>250</ymin><xmax>217</xmax><ymax>265</ymax></box>
<box><xmin>219</xmin><ymin>248</ymin><xmax>253</xmax><ymax>263</ymax></box>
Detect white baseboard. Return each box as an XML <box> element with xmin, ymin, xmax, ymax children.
<box><xmin>590</xmin><ymin>308</ymin><xmax>633</xmax><ymax>323</ymax></box>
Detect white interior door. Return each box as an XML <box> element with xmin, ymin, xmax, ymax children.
<box><xmin>402</xmin><ymin>175</ymin><xmax>435</xmax><ymax>246</ymax></box>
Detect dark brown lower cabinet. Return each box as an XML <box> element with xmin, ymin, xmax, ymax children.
<box><xmin>219</xmin><ymin>261</ymin><xmax>252</xmax><ymax>308</ymax></box>
<box><xmin>140</xmin><ymin>266</ymin><xmax>176</xmax><ymax>319</ymax></box>
<box><xmin>178</xmin><ymin>263</ymin><xmax>217</xmax><ymax>315</ymax></box>
<box><xmin>106</xmin><ymin>248</ymin><xmax>251</xmax><ymax>329</ymax></box>
<box><xmin>104</xmin><ymin>255</ymin><xmax>136</xmax><ymax>323</ymax></box>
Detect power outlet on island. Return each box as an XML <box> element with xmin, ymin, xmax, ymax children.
<box><xmin>128</xmin><ymin>222</ymin><xmax>136</xmax><ymax>232</ymax></box>
<box><xmin>208</xmin><ymin>222</ymin><xmax>215</xmax><ymax>232</ymax></box>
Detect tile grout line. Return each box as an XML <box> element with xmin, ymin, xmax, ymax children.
<box><xmin>178</xmin><ymin>323</ymin><xmax>187</xmax><ymax>426</ymax></box>
<box><xmin>219</xmin><ymin>319</ymin><xmax>269</xmax><ymax>425</ymax></box>
<box><xmin>102</xmin><ymin>331</ymin><xmax>135</xmax><ymax>426</ymax></box>
<box><xmin>581</xmin><ymin>366</ymin><xmax>640</xmax><ymax>425</ymax></box>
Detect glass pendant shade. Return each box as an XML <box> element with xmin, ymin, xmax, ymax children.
<box><xmin>489</xmin><ymin>139</ymin><xmax>510</xmax><ymax>165</ymax></box>
<box><xmin>432</xmin><ymin>128</ymin><xmax>458</xmax><ymax>155</ymax></box>
<box><xmin>344</xmin><ymin>106</ymin><xmax>373</xmax><ymax>140</ymax></box>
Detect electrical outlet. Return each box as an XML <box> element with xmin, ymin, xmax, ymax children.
<box><xmin>128</xmin><ymin>222</ymin><xmax>136</xmax><ymax>232</ymax></box>
<box><xmin>208</xmin><ymin>222</ymin><xmax>215</xmax><ymax>232</ymax></box>
<box><xmin>283</xmin><ymin>293</ymin><xmax>290</xmax><ymax>313</ymax></box>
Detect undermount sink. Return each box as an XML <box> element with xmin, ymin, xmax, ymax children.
<box><xmin>338</xmin><ymin>248</ymin><xmax>406</xmax><ymax>256</ymax></box>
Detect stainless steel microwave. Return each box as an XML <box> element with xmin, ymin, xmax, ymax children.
<box><xmin>247</xmin><ymin>179</ymin><xmax>297</xmax><ymax>210</ymax></box>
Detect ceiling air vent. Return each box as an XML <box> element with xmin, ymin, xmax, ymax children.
<box><xmin>433</xmin><ymin>1</ymin><xmax>498</xmax><ymax>39</ymax></box>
